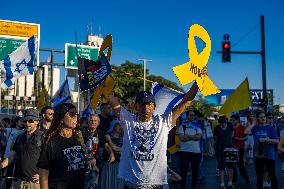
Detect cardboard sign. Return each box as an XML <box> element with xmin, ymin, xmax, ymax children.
<box><xmin>78</xmin><ymin>53</ymin><xmax>112</xmax><ymax>91</ymax></box>
<box><xmin>172</xmin><ymin>24</ymin><xmax>220</xmax><ymax>96</ymax></box>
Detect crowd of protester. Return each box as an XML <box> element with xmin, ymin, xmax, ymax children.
<box><xmin>0</xmin><ymin>87</ymin><xmax>284</xmax><ymax>189</ymax></box>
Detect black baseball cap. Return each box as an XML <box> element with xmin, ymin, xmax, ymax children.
<box><xmin>135</xmin><ymin>91</ymin><xmax>155</xmax><ymax>104</ymax></box>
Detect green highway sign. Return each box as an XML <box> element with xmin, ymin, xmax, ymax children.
<box><xmin>0</xmin><ymin>37</ymin><xmax>25</xmax><ymax>61</ymax></box>
<box><xmin>65</xmin><ymin>43</ymin><xmax>99</xmax><ymax>69</ymax></box>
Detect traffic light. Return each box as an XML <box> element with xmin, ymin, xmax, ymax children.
<box><xmin>222</xmin><ymin>41</ymin><xmax>231</xmax><ymax>62</ymax></box>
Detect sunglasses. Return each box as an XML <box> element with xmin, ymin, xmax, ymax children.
<box><xmin>47</xmin><ymin>112</ymin><xmax>54</xmax><ymax>115</ymax></box>
<box><xmin>68</xmin><ymin>111</ymin><xmax>78</xmax><ymax>118</ymax></box>
<box><xmin>26</xmin><ymin>120</ymin><xmax>36</xmax><ymax>123</ymax></box>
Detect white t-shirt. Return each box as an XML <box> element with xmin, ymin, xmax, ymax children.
<box><xmin>118</xmin><ymin>107</ymin><xmax>174</xmax><ymax>187</ymax></box>
<box><xmin>4</xmin><ymin>128</ymin><xmax>24</xmax><ymax>158</ymax></box>
<box><xmin>178</xmin><ymin>121</ymin><xmax>202</xmax><ymax>153</ymax></box>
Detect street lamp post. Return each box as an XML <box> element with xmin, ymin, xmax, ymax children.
<box><xmin>138</xmin><ymin>59</ymin><xmax>152</xmax><ymax>91</ymax></box>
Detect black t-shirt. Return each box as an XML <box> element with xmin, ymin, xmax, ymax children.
<box><xmin>12</xmin><ymin>130</ymin><xmax>44</xmax><ymax>180</ymax></box>
<box><xmin>82</xmin><ymin>128</ymin><xmax>106</xmax><ymax>148</ymax></box>
<box><xmin>37</xmin><ymin>133</ymin><xmax>85</xmax><ymax>189</ymax></box>
<box><xmin>82</xmin><ymin>129</ymin><xmax>108</xmax><ymax>164</ymax></box>
<box><xmin>98</xmin><ymin>114</ymin><xmax>114</xmax><ymax>134</ymax></box>
<box><xmin>214</xmin><ymin>124</ymin><xmax>234</xmax><ymax>150</ymax></box>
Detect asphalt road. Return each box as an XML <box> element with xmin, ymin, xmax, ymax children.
<box><xmin>169</xmin><ymin>156</ymin><xmax>284</xmax><ymax>189</ymax></box>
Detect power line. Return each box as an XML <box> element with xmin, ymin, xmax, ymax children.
<box><xmin>231</xmin><ymin>23</ymin><xmax>260</xmax><ymax>48</ymax></box>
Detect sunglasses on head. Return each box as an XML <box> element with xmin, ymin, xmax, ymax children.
<box><xmin>68</xmin><ymin>111</ymin><xmax>78</xmax><ymax>118</ymax></box>
<box><xmin>26</xmin><ymin>120</ymin><xmax>36</xmax><ymax>123</ymax></box>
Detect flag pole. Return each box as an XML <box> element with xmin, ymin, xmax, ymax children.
<box><xmin>75</xmin><ymin>31</ymin><xmax>80</xmax><ymax>114</ymax></box>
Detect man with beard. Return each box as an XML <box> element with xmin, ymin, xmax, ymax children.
<box><xmin>0</xmin><ymin>109</ymin><xmax>44</xmax><ymax>189</ymax></box>
<box><xmin>103</xmin><ymin>81</ymin><xmax>199</xmax><ymax>189</ymax></box>
<box><xmin>39</xmin><ymin>106</ymin><xmax>54</xmax><ymax>133</ymax></box>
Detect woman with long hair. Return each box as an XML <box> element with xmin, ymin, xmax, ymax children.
<box><xmin>37</xmin><ymin>103</ymin><xmax>85</xmax><ymax>189</ymax></box>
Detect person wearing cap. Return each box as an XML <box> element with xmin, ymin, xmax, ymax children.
<box><xmin>0</xmin><ymin>108</ymin><xmax>43</xmax><ymax>189</ymax></box>
<box><xmin>103</xmin><ymin>81</ymin><xmax>198</xmax><ymax>189</ymax></box>
<box><xmin>213</xmin><ymin>116</ymin><xmax>235</xmax><ymax>189</ymax></box>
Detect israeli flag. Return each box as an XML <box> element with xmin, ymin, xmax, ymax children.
<box><xmin>51</xmin><ymin>79</ymin><xmax>72</xmax><ymax>109</ymax></box>
<box><xmin>151</xmin><ymin>82</ymin><xmax>185</xmax><ymax>116</ymax></box>
<box><xmin>82</xmin><ymin>103</ymin><xmax>92</xmax><ymax>118</ymax></box>
<box><xmin>0</xmin><ymin>36</ymin><xmax>36</xmax><ymax>89</ymax></box>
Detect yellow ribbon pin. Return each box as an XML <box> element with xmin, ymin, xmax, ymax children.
<box><xmin>90</xmin><ymin>34</ymin><xmax>116</xmax><ymax>110</ymax></box>
<box><xmin>172</xmin><ymin>24</ymin><xmax>220</xmax><ymax>96</ymax></box>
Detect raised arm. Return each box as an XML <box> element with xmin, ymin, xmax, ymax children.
<box><xmin>172</xmin><ymin>82</ymin><xmax>198</xmax><ymax>124</ymax></box>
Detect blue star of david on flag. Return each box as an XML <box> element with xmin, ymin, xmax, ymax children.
<box><xmin>0</xmin><ymin>36</ymin><xmax>37</xmax><ymax>89</ymax></box>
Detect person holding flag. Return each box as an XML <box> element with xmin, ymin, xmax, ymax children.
<box><xmin>103</xmin><ymin>80</ymin><xmax>199</xmax><ymax>189</ymax></box>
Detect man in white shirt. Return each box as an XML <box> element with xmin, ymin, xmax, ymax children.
<box><xmin>104</xmin><ymin>82</ymin><xmax>198</xmax><ymax>189</ymax></box>
<box><xmin>178</xmin><ymin>111</ymin><xmax>202</xmax><ymax>189</ymax></box>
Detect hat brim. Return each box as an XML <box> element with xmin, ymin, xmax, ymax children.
<box><xmin>137</xmin><ymin>98</ymin><xmax>155</xmax><ymax>105</ymax></box>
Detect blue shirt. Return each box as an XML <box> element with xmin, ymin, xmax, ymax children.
<box><xmin>251</xmin><ymin>124</ymin><xmax>278</xmax><ymax>160</ymax></box>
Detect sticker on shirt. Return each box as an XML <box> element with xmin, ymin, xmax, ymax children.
<box><xmin>129</xmin><ymin>123</ymin><xmax>158</xmax><ymax>161</ymax></box>
<box><xmin>63</xmin><ymin>146</ymin><xmax>85</xmax><ymax>171</ymax></box>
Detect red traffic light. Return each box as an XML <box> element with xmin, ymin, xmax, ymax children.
<box><xmin>224</xmin><ymin>43</ymin><xmax>230</xmax><ymax>49</ymax></box>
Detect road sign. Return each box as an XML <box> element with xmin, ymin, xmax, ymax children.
<box><xmin>0</xmin><ymin>37</ymin><xmax>25</xmax><ymax>62</ymax></box>
<box><xmin>0</xmin><ymin>19</ymin><xmax>40</xmax><ymax>65</ymax></box>
<box><xmin>65</xmin><ymin>43</ymin><xmax>99</xmax><ymax>69</ymax></box>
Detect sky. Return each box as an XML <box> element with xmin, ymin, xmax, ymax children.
<box><xmin>1</xmin><ymin>0</ymin><xmax>284</xmax><ymax>104</ymax></box>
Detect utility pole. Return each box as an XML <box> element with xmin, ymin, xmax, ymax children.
<box><xmin>138</xmin><ymin>59</ymin><xmax>152</xmax><ymax>91</ymax></box>
<box><xmin>260</xmin><ymin>15</ymin><xmax>267</xmax><ymax>112</ymax></box>
<box><xmin>217</xmin><ymin>15</ymin><xmax>267</xmax><ymax>112</ymax></box>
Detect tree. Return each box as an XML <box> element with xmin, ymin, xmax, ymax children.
<box><xmin>110</xmin><ymin>61</ymin><xmax>183</xmax><ymax>107</ymax></box>
<box><xmin>187</xmin><ymin>95</ymin><xmax>217</xmax><ymax>118</ymax></box>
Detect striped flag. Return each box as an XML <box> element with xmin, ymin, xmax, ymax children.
<box><xmin>151</xmin><ymin>82</ymin><xmax>185</xmax><ymax>116</ymax></box>
<box><xmin>0</xmin><ymin>36</ymin><xmax>36</xmax><ymax>89</ymax></box>
<box><xmin>51</xmin><ymin>79</ymin><xmax>71</xmax><ymax>109</ymax></box>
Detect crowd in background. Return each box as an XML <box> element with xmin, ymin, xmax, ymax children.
<box><xmin>0</xmin><ymin>101</ymin><xmax>284</xmax><ymax>189</ymax></box>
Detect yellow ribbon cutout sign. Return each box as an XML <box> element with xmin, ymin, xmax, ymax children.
<box><xmin>172</xmin><ymin>24</ymin><xmax>220</xmax><ymax>96</ymax></box>
<box><xmin>90</xmin><ymin>34</ymin><xmax>116</xmax><ymax>110</ymax></box>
